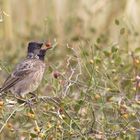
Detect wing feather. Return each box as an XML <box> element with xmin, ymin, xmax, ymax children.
<box><xmin>0</xmin><ymin>59</ymin><xmax>36</xmax><ymax>93</ymax></box>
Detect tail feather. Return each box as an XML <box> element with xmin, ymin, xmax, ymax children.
<box><xmin>0</xmin><ymin>88</ymin><xmax>6</xmax><ymax>97</ymax></box>
<box><xmin>0</xmin><ymin>88</ymin><xmax>3</xmax><ymax>97</ymax></box>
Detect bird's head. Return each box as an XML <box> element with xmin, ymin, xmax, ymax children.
<box><xmin>27</xmin><ymin>41</ymin><xmax>43</xmax><ymax>58</ymax></box>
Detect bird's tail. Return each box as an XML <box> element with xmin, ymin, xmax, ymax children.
<box><xmin>0</xmin><ymin>88</ymin><xmax>8</xmax><ymax>98</ymax></box>
<box><xmin>0</xmin><ymin>88</ymin><xmax>4</xmax><ymax>97</ymax></box>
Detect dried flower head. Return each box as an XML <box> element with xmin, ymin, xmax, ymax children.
<box><xmin>53</xmin><ymin>71</ymin><xmax>61</xmax><ymax>79</ymax></box>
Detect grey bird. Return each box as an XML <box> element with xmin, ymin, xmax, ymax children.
<box><xmin>0</xmin><ymin>41</ymin><xmax>51</xmax><ymax>98</ymax></box>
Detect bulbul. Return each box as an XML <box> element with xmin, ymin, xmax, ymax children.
<box><xmin>0</xmin><ymin>41</ymin><xmax>51</xmax><ymax>98</ymax></box>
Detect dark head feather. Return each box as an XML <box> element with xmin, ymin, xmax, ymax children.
<box><xmin>38</xmin><ymin>49</ymin><xmax>47</xmax><ymax>61</ymax></box>
<box><xmin>28</xmin><ymin>42</ymin><xmax>43</xmax><ymax>53</ymax></box>
<box><xmin>27</xmin><ymin>42</ymin><xmax>43</xmax><ymax>58</ymax></box>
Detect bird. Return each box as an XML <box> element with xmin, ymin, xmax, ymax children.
<box><xmin>0</xmin><ymin>41</ymin><xmax>51</xmax><ymax>99</ymax></box>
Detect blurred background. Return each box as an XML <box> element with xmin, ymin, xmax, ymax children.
<box><xmin>0</xmin><ymin>0</ymin><xmax>140</xmax><ymax>139</ymax></box>
<box><xmin>0</xmin><ymin>0</ymin><xmax>140</xmax><ymax>61</ymax></box>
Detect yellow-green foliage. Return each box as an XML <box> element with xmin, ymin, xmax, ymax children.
<box><xmin>0</xmin><ymin>0</ymin><xmax>140</xmax><ymax>139</ymax></box>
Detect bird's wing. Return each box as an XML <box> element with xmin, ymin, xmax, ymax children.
<box><xmin>0</xmin><ymin>59</ymin><xmax>36</xmax><ymax>93</ymax></box>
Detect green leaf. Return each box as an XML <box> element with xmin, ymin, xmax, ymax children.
<box><xmin>135</xmin><ymin>47</ymin><xmax>140</xmax><ymax>53</ymax></box>
<box><xmin>94</xmin><ymin>43</ymin><xmax>100</xmax><ymax>49</ymax></box>
<box><xmin>111</xmin><ymin>46</ymin><xmax>118</xmax><ymax>53</ymax></box>
<box><xmin>78</xmin><ymin>99</ymin><xmax>84</xmax><ymax>105</ymax></box>
<box><xmin>115</xmin><ymin>56</ymin><xmax>122</xmax><ymax>64</ymax></box>
<box><xmin>48</xmin><ymin>66</ymin><xmax>53</xmax><ymax>73</ymax></box>
<box><xmin>74</xmin><ymin>104</ymin><xmax>81</xmax><ymax>112</ymax></box>
<box><xmin>103</xmin><ymin>50</ymin><xmax>111</xmax><ymax>57</ymax></box>
<box><xmin>82</xmin><ymin>51</ymin><xmax>89</xmax><ymax>57</ymax></box>
<box><xmin>115</xmin><ymin>19</ymin><xmax>119</xmax><ymax>25</ymax></box>
<box><xmin>94</xmin><ymin>56</ymin><xmax>101</xmax><ymax>63</ymax></box>
<box><xmin>30</xmin><ymin>133</ymin><xmax>38</xmax><ymax>138</ymax></box>
<box><xmin>96</xmin><ymin>37</ymin><xmax>101</xmax><ymax>44</ymax></box>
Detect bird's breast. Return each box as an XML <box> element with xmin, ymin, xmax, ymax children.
<box><xmin>10</xmin><ymin>63</ymin><xmax>45</xmax><ymax>97</ymax></box>
<box><xmin>29</xmin><ymin>65</ymin><xmax>45</xmax><ymax>90</ymax></box>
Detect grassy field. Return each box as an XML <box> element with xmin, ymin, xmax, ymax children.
<box><xmin>0</xmin><ymin>0</ymin><xmax>140</xmax><ymax>139</ymax></box>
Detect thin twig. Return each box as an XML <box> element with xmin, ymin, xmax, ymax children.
<box><xmin>0</xmin><ymin>103</ymin><xmax>25</xmax><ymax>133</ymax></box>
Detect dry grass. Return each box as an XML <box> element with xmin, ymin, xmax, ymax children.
<box><xmin>0</xmin><ymin>0</ymin><xmax>140</xmax><ymax>139</ymax></box>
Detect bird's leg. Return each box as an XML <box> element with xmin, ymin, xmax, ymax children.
<box><xmin>25</xmin><ymin>92</ymin><xmax>38</xmax><ymax>107</ymax></box>
<box><xmin>0</xmin><ymin>91</ymin><xmax>8</xmax><ymax>98</ymax></box>
<box><xmin>28</xmin><ymin>92</ymin><xmax>38</xmax><ymax>102</ymax></box>
<box><xmin>15</xmin><ymin>95</ymin><xmax>27</xmax><ymax>104</ymax></box>
<box><xmin>15</xmin><ymin>96</ymin><xmax>33</xmax><ymax>108</ymax></box>
<box><xmin>29</xmin><ymin>92</ymin><xmax>37</xmax><ymax>98</ymax></box>
<box><xmin>15</xmin><ymin>92</ymin><xmax>37</xmax><ymax>107</ymax></box>
<box><xmin>15</xmin><ymin>93</ymin><xmax>32</xmax><ymax>105</ymax></box>
<box><xmin>25</xmin><ymin>99</ymin><xmax>34</xmax><ymax>108</ymax></box>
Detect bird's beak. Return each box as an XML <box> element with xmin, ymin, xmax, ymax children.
<box><xmin>41</xmin><ymin>42</ymin><xmax>52</xmax><ymax>50</ymax></box>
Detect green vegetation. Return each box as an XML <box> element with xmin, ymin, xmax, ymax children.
<box><xmin>0</xmin><ymin>0</ymin><xmax>140</xmax><ymax>139</ymax></box>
